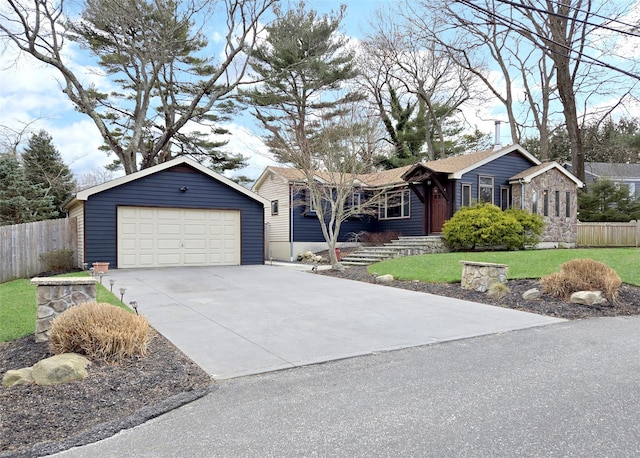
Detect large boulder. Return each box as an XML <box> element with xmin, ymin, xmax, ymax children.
<box><xmin>570</xmin><ymin>291</ymin><xmax>607</xmax><ymax>306</ymax></box>
<box><xmin>3</xmin><ymin>353</ymin><xmax>92</xmax><ymax>387</ymax></box>
<box><xmin>31</xmin><ymin>353</ymin><xmax>91</xmax><ymax>386</ymax></box>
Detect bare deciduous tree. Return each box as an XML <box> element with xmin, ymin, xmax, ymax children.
<box><xmin>412</xmin><ymin>0</ymin><xmax>640</xmax><ymax>181</ymax></box>
<box><xmin>362</xmin><ymin>9</ymin><xmax>483</xmax><ymax>161</ymax></box>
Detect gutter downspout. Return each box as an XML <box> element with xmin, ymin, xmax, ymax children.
<box><xmin>290</xmin><ymin>184</ymin><xmax>294</xmax><ymax>262</ymax></box>
<box><xmin>519</xmin><ymin>179</ymin><xmax>525</xmax><ymax>210</ymax></box>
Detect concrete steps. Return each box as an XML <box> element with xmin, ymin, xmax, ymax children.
<box><xmin>340</xmin><ymin>236</ymin><xmax>448</xmax><ymax>266</ymax></box>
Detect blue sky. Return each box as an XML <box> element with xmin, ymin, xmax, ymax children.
<box><xmin>0</xmin><ymin>0</ymin><xmax>406</xmax><ymax>182</ymax></box>
<box><xmin>1</xmin><ymin>0</ymin><xmax>636</xmax><ymax>182</ymax></box>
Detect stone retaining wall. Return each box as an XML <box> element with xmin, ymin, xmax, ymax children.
<box><xmin>31</xmin><ymin>277</ymin><xmax>97</xmax><ymax>342</ymax></box>
<box><xmin>460</xmin><ymin>261</ymin><xmax>508</xmax><ymax>292</ymax></box>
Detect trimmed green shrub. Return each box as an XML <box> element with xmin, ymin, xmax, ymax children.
<box><xmin>504</xmin><ymin>208</ymin><xmax>545</xmax><ymax>248</ymax></box>
<box><xmin>39</xmin><ymin>249</ymin><xmax>76</xmax><ymax>272</ymax></box>
<box><xmin>443</xmin><ymin>203</ymin><xmax>544</xmax><ymax>251</ymax></box>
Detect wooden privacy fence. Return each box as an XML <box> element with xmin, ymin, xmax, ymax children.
<box><xmin>0</xmin><ymin>218</ymin><xmax>78</xmax><ymax>283</ymax></box>
<box><xmin>577</xmin><ymin>220</ymin><xmax>639</xmax><ymax>247</ymax></box>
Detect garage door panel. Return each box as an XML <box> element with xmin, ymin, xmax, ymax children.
<box><xmin>184</xmin><ymin>239</ymin><xmax>206</xmax><ymax>249</ymax></box>
<box><xmin>158</xmin><ymin>224</ymin><xmax>180</xmax><ymax>235</ymax></box>
<box><xmin>157</xmin><ymin>251</ymin><xmax>182</xmax><ymax>263</ymax></box>
<box><xmin>184</xmin><ymin>253</ymin><xmax>207</xmax><ymax>264</ymax></box>
<box><xmin>138</xmin><ymin>254</ymin><xmax>154</xmax><ymax>266</ymax></box>
<box><xmin>139</xmin><ymin>239</ymin><xmax>153</xmax><ymax>250</ymax></box>
<box><xmin>184</xmin><ymin>224</ymin><xmax>206</xmax><ymax>235</ymax></box>
<box><xmin>118</xmin><ymin>207</ymin><xmax>240</xmax><ymax>268</ymax></box>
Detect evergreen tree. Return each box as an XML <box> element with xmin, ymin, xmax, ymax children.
<box><xmin>243</xmin><ymin>1</ymin><xmax>363</xmax><ymax>167</ymax></box>
<box><xmin>22</xmin><ymin>130</ymin><xmax>75</xmax><ymax>217</ymax></box>
<box><xmin>0</xmin><ymin>154</ymin><xmax>57</xmax><ymax>225</ymax></box>
<box><xmin>578</xmin><ymin>179</ymin><xmax>640</xmax><ymax>222</ymax></box>
<box><xmin>243</xmin><ymin>1</ymin><xmax>370</xmax><ymax>267</ymax></box>
<box><xmin>376</xmin><ymin>87</ymin><xmax>428</xmax><ymax>169</ymax></box>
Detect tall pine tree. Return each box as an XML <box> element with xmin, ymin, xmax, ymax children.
<box><xmin>22</xmin><ymin>131</ymin><xmax>75</xmax><ymax>217</ymax></box>
<box><xmin>243</xmin><ymin>1</ymin><xmax>369</xmax><ymax>267</ymax></box>
<box><xmin>243</xmin><ymin>1</ymin><xmax>363</xmax><ymax>167</ymax></box>
<box><xmin>0</xmin><ymin>154</ymin><xmax>57</xmax><ymax>225</ymax></box>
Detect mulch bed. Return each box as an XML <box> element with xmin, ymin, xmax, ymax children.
<box><xmin>2</xmin><ymin>266</ymin><xmax>639</xmax><ymax>456</ymax></box>
<box><xmin>0</xmin><ymin>330</ymin><xmax>213</xmax><ymax>458</ymax></box>
<box><xmin>320</xmin><ymin>266</ymin><xmax>640</xmax><ymax>320</ymax></box>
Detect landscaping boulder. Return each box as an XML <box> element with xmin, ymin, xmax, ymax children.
<box><xmin>375</xmin><ymin>274</ymin><xmax>394</xmax><ymax>284</ymax></box>
<box><xmin>2</xmin><ymin>368</ymin><xmax>35</xmax><ymax>387</ymax></box>
<box><xmin>522</xmin><ymin>288</ymin><xmax>542</xmax><ymax>300</ymax></box>
<box><xmin>31</xmin><ymin>353</ymin><xmax>91</xmax><ymax>386</ymax></box>
<box><xmin>570</xmin><ymin>291</ymin><xmax>607</xmax><ymax>306</ymax></box>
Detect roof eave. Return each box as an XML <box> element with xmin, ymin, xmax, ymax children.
<box><xmin>450</xmin><ymin>144</ymin><xmax>541</xmax><ymax>179</ymax></box>
<box><xmin>74</xmin><ymin>157</ymin><xmax>271</xmax><ymax>206</ymax></box>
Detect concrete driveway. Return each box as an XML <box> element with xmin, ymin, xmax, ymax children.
<box><xmin>106</xmin><ymin>265</ymin><xmax>563</xmax><ymax>380</ymax></box>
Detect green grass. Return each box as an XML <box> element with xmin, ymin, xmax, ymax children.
<box><xmin>0</xmin><ymin>272</ymin><xmax>130</xmax><ymax>342</ymax></box>
<box><xmin>0</xmin><ymin>279</ymin><xmax>37</xmax><ymax>343</ymax></box>
<box><xmin>368</xmin><ymin>248</ymin><xmax>640</xmax><ymax>285</ymax></box>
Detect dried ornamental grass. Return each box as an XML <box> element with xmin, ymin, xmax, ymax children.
<box><xmin>49</xmin><ymin>302</ymin><xmax>150</xmax><ymax>362</ymax></box>
<box><xmin>540</xmin><ymin>259</ymin><xmax>621</xmax><ymax>302</ymax></box>
<box><xmin>487</xmin><ymin>281</ymin><xmax>510</xmax><ymax>300</ymax></box>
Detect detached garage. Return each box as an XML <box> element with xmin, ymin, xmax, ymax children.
<box><xmin>64</xmin><ymin>157</ymin><xmax>269</xmax><ymax>269</ymax></box>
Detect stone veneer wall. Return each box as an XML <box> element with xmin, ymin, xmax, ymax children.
<box><xmin>460</xmin><ymin>261</ymin><xmax>508</xmax><ymax>292</ymax></box>
<box><xmin>31</xmin><ymin>277</ymin><xmax>97</xmax><ymax>342</ymax></box>
<box><xmin>511</xmin><ymin>168</ymin><xmax>578</xmax><ymax>245</ymax></box>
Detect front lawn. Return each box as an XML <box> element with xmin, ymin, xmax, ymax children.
<box><xmin>368</xmin><ymin>248</ymin><xmax>640</xmax><ymax>285</ymax></box>
<box><xmin>0</xmin><ymin>272</ymin><xmax>129</xmax><ymax>342</ymax></box>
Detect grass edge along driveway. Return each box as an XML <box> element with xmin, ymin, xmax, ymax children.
<box><xmin>368</xmin><ymin>248</ymin><xmax>640</xmax><ymax>285</ymax></box>
<box><xmin>0</xmin><ymin>272</ymin><xmax>129</xmax><ymax>342</ymax></box>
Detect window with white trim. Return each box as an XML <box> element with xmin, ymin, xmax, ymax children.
<box><xmin>379</xmin><ymin>189</ymin><xmax>410</xmax><ymax>220</ymax></box>
<box><xmin>348</xmin><ymin>191</ymin><xmax>362</xmax><ymax>212</ymax></box>
<box><xmin>500</xmin><ymin>187</ymin><xmax>510</xmax><ymax>210</ymax></box>
<box><xmin>271</xmin><ymin>200</ymin><xmax>279</xmax><ymax>216</ymax></box>
<box><xmin>479</xmin><ymin>176</ymin><xmax>494</xmax><ymax>204</ymax></box>
<box><xmin>307</xmin><ymin>189</ymin><xmax>317</xmax><ymax>213</ymax></box>
<box><xmin>461</xmin><ymin>183</ymin><xmax>472</xmax><ymax>207</ymax></box>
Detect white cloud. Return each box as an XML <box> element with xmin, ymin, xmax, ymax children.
<box><xmin>221</xmin><ymin>123</ymin><xmax>276</xmax><ymax>180</ymax></box>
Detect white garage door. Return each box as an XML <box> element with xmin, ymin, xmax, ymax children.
<box><xmin>117</xmin><ymin>207</ymin><xmax>241</xmax><ymax>268</ymax></box>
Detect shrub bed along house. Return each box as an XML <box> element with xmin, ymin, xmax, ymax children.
<box><xmin>443</xmin><ymin>203</ymin><xmax>544</xmax><ymax>251</ymax></box>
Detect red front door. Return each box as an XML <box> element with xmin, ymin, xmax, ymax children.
<box><xmin>430</xmin><ymin>187</ymin><xmax>447</xmax><ymax>233</ymax></box>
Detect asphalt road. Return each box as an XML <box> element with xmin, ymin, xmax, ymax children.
<box><xmin>54</xmin><ymin>315</ymin><xmax>640</xmax><ymax>458</ymax></box>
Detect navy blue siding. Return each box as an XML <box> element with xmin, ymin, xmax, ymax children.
<box><xmin>455</xmin><ymin>153</ymin><xmax>536</xmax><ymax>209</ymax></box>
<box><xmin>84</xmin><ymin>166</ymin><xmax>265</xmax><ymax>267</ymax></box>
<box><xmin>377</xmin><ymin>191</ymin><xmax>424</xmax><ymax>235</ymax></box>
<box><xmin>291</xmin><ymin>189</ymin><xmax>379</xmax><ymax>242</ymax></box>
<box><xmin>291</xmin><ymin>186</ymin><xmax>425</xmax><ymax>242</ymax></box>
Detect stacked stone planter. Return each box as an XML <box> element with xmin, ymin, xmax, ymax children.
<box><xmin>31</xmin><ymin>277</ymin><xmax>97</xmax><ymax>342</ymax></box>
<box><xmin>460</xmin><ymin>261</ymin><xmax>508</xmax><ymax>292</ymax></box>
